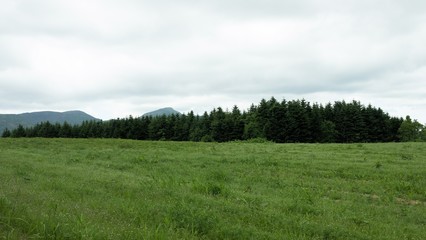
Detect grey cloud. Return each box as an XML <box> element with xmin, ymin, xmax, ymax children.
<box><xmin>1</xmin><ymin>0</ymin><xmax>426</xmax><ymax>122</ymax></box>
<box><xmin>0</xmin><ymin>52</ymin><xmax>18</xmax><ymax>71</ymax></box>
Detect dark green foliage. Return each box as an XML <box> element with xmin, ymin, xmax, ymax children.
<box><xmin>10</xmin><ymin>124</ymin><xmax>26</xmax><ymax>137</ymax></box>
<box><xmin>266</xmin><ymin>102</ymin><xmax>287</xmax><ymax>142</ymax></box>
<box><xmin>1</xmin><ymin>128</ymin><xmax>11</xmax><ymax>138</ymax></box>
<box><xmin>285</xmin><ymin>100</ymin><xmax>312</xmax><ymax>142</ymax></box>
<box><xmin>309</xmin><ymin>103</ymin><xmax>323</xmax><ymax>142</ymax></box>
<box><xmin>332</xmin><ymin>101</ymin><xmax>366</xmax><ymax>142</ymax></box>
<box><xmin>228</xmin><ymin>106</ymin><xmax>245</xmax><ymax>141</ymax></box>
<box><xmin>398</xmin><ymin>116</ymin><xmax>423</xmax><ymax>142</ymax></box>
<box><xmin>2</xmin><ymin>97</ymin><xmax>412</xmax><ymax>143</ymax></box>
<box><xmin>320</xmin><ymin>120</ymin><xmax>338</xmax><ymax>143</ymax></box>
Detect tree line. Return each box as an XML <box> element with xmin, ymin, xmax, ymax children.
<box><xmin>2</xmin><ymin>98</ymin><xmax>425</xmax><ymax>142</ymax></box>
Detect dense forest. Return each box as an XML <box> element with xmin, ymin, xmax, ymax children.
<box><xmin>2</xmin><ymin>98</ymin><xmax>425</xmax><ymax>143</ymax></box>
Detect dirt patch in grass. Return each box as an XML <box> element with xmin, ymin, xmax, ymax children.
<box><xmin>395</xmin><ymin>198</ymin><xmax>425</xmax><ymax>206</ymax></box>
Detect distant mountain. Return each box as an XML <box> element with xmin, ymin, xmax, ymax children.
<box><xmin>143</xmin><ymin>107</ymin><xmax>181</xmax><ymax>117</ymax></box>
<box><xmin>0</xmin><ymin>110</ymin><xmax>99</xmax><ymax>134</ymax></box>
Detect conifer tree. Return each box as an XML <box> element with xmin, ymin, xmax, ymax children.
<box><xmin>1</xmin><ymin>128</ymin><xmax>11</xmax><ymax>138</ymax></box>
<box><xmin>11</xmin><ymin>124</ymin><xmax>26</xmax><ymax>138</ymax></box>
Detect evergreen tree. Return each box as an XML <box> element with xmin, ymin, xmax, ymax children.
<box><xmin>285</xmin><ymin>100</ymin><xmax>310</xmax><ymax>142</ymax></box>
<box><xmin>189</xmin><ymin>115</ymin><xmax>203</xmax><ymax>141</ymax></box>
<box><xmin>363</xmin><ymin>105</ymin><xmax>390</xmax><ymax>142</ymax></box>
<box><xmin>183</xmin><ymin>111</ymin><xmax>195</xmax><ymax>141</ymax></box>
<box><xmin>320</xmin><ymin>120</ymin><xmax>337</xmax><ymax>143</ymax></box>
<box><xmin>194</xmin><ymin>112</ymin><xmax>212</xmax><ymax>142</ymax></box>
<box><xmin>243</xmin><ymin>104</ymin><xmax>261</xmax><ymax>140</ymax></box>
<box><xmin>256</xmin><ymin>98</ymin><xmax>271</xmax><ymax>138</ymax></box>
<box><xmin>298</xmin><ymin>99</ymin><xmax>312</xmax><ymax>142</ymax></box>
<box><xmin>172</xmin><ymin>114</ymin><xmax>190</xmax><ymax>141</ymax></box>
<box><xmin>132</xmin><ymin>117</ymin><xmax>150</xmax><ymax>140</ymax></box>
<box><xmin>11</xmin><ymin>124</ymin><xmax>26</xmax><ymax>138</ymax></box>
<box><xmin>347</xmin><ymin>101</ymin><xmax>366</xmax><ymax>142</ymax></box>
<box><xmin>59</xmin><ymin>122</ymin><xmax>73</xmax><ymax>138</ymax></box>
<box><xmin>211</xmin><ymin>107</ymin><xmax>227</xmax><ymax>142</ymax></box>
<box><xmin>266</xmin><ymin>101</ymin><xmax>287</xmax><ymax>142</ymax></box>
<box><xmin>148</xmin><ymin>115</ymin><xmax>168</xmax><ymax>140</ymax></box>
<box><xmin>2</xmin><ymin>128</ymin><xmax>11</xmax><ymax>138</ymax></box>
<box><xmin>228</xmin><ymin>105</ymin><xmax>244</xmax><ymax>141</ymax></box>
<box><xmin>310</xmin><ymin>103</ymin><xmax>323</xmax><ymax>142</ymax></box>
<box><xmin>323</xmin><ymin>103</ymin><xmax>334</xmax><ymax>122</ymax></box>
<box><xmin>333</xmin><ymin>101</ymin><xmax>366</xmax><ymax>143</ymax></box>
<box><xmin>1</xmin><ymin>97</ymin><xmax>404</xmax><ymax>143</ymax></box>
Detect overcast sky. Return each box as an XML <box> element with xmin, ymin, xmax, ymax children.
<box><xmin>1</xmin><ymin>0</ymin><xmax>425</xmax><ymax>122</ymax></box>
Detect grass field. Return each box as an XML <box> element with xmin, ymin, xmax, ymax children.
<box><xmin>0</xmin><ymin>138</ymin><xmax>425</xmax><ymax>239</ymax></box>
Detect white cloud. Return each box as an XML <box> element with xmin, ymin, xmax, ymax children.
<box><xmin>0</xmin><ymin>0</ymin><xmax>425</xmax><ymax>123</ymax></box>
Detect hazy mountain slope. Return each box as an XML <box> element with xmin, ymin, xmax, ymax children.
<box><xmin>0</xmin><ymin>110</ymin><xmax>99</xmax><ymax>134</ymax></box>
<box><xmin>142</xmin><ymin>107</ymin><xmax>181</xmax><ymax>117</ymax></box>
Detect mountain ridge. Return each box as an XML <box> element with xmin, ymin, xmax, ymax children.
<box><xmin>143</xmin><ymin>107</ymin><xmax>181</xmax><ymax>117</ymax></box>
<box><xmin>0</xmin><ymin>110</ymin><xmax>99</xmax><ymax>134</ymax></box>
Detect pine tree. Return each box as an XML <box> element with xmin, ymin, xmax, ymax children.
<box><xmin>148</xmin><ymin>115</ymin><xmax>167</xmax><ymax>140</ymax></box>
<box><xmin>194</xmin><ymin>112</ymin><xmax>212</xmax><ymax>142</ymax></box>
<box><xmin>363</xmin><ymin>105</ymin><xmax>391</xmax><ymax>142</ymax></box>
<box><xmin>266</xmin><ymin>101</ymin><xmax>287</xmax><ymax>142</ymax></box>
<box><xmin>229</xmin><ymin>105</ymin><xmax>244</xmax><ymax>140</ymax></box>
<box><xmin>2</xmin><ymin>128</ymin><xmax>11</xmax><ymax>138</ymax></box>
<box><xmin>320</xmin><ymin>120</ymin><xmax>337</xmax><ymax>143</ymax></box>
<box><xmin>243</xmin><ymin>104</ymin><xmax>261</xmax><ymax>140</ymax></box>
<box><xmin>310</xmin><ymin>103</ymin><xmax>323</xmax><ymax>142</ymax></box>
<box><xmin>61</xmin><ymin>122</ymin><xmax>74</xmax><ymax>138</ymax></box>
<box><xmin>256</xmin><ymin>98</ymin><xmax>271</xmax><ymax>138</ymax></box>
<box><xmin>211</xmin><ymin>107</ymin><xmax>226</xmax><ymax>142</ymax></box>
<box><xmin>11</xmin><ymin>124</ymin><xmax>26</xmax><ymax>138</ymax></box>
<box><xmin>285</xmin><ymin>100</ymin><xmax>310</xmax><ymax>142</ymax></box>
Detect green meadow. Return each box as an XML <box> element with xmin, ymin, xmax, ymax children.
<box><xmin>0</xmin><ymin>138</ymin><xmax>425</xmax><ymax>239</ymax></box>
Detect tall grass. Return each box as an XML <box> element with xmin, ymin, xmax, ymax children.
<box><xmin>1</xmin><ymin>138</ymin><xmax>425</xmax><ymax>239</ymax></box>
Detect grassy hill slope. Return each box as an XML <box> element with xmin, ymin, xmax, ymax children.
<box><xmin>0</xmin><ymin>139</ymin><xmax>425</xmax><ymax>239</ymax></box>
